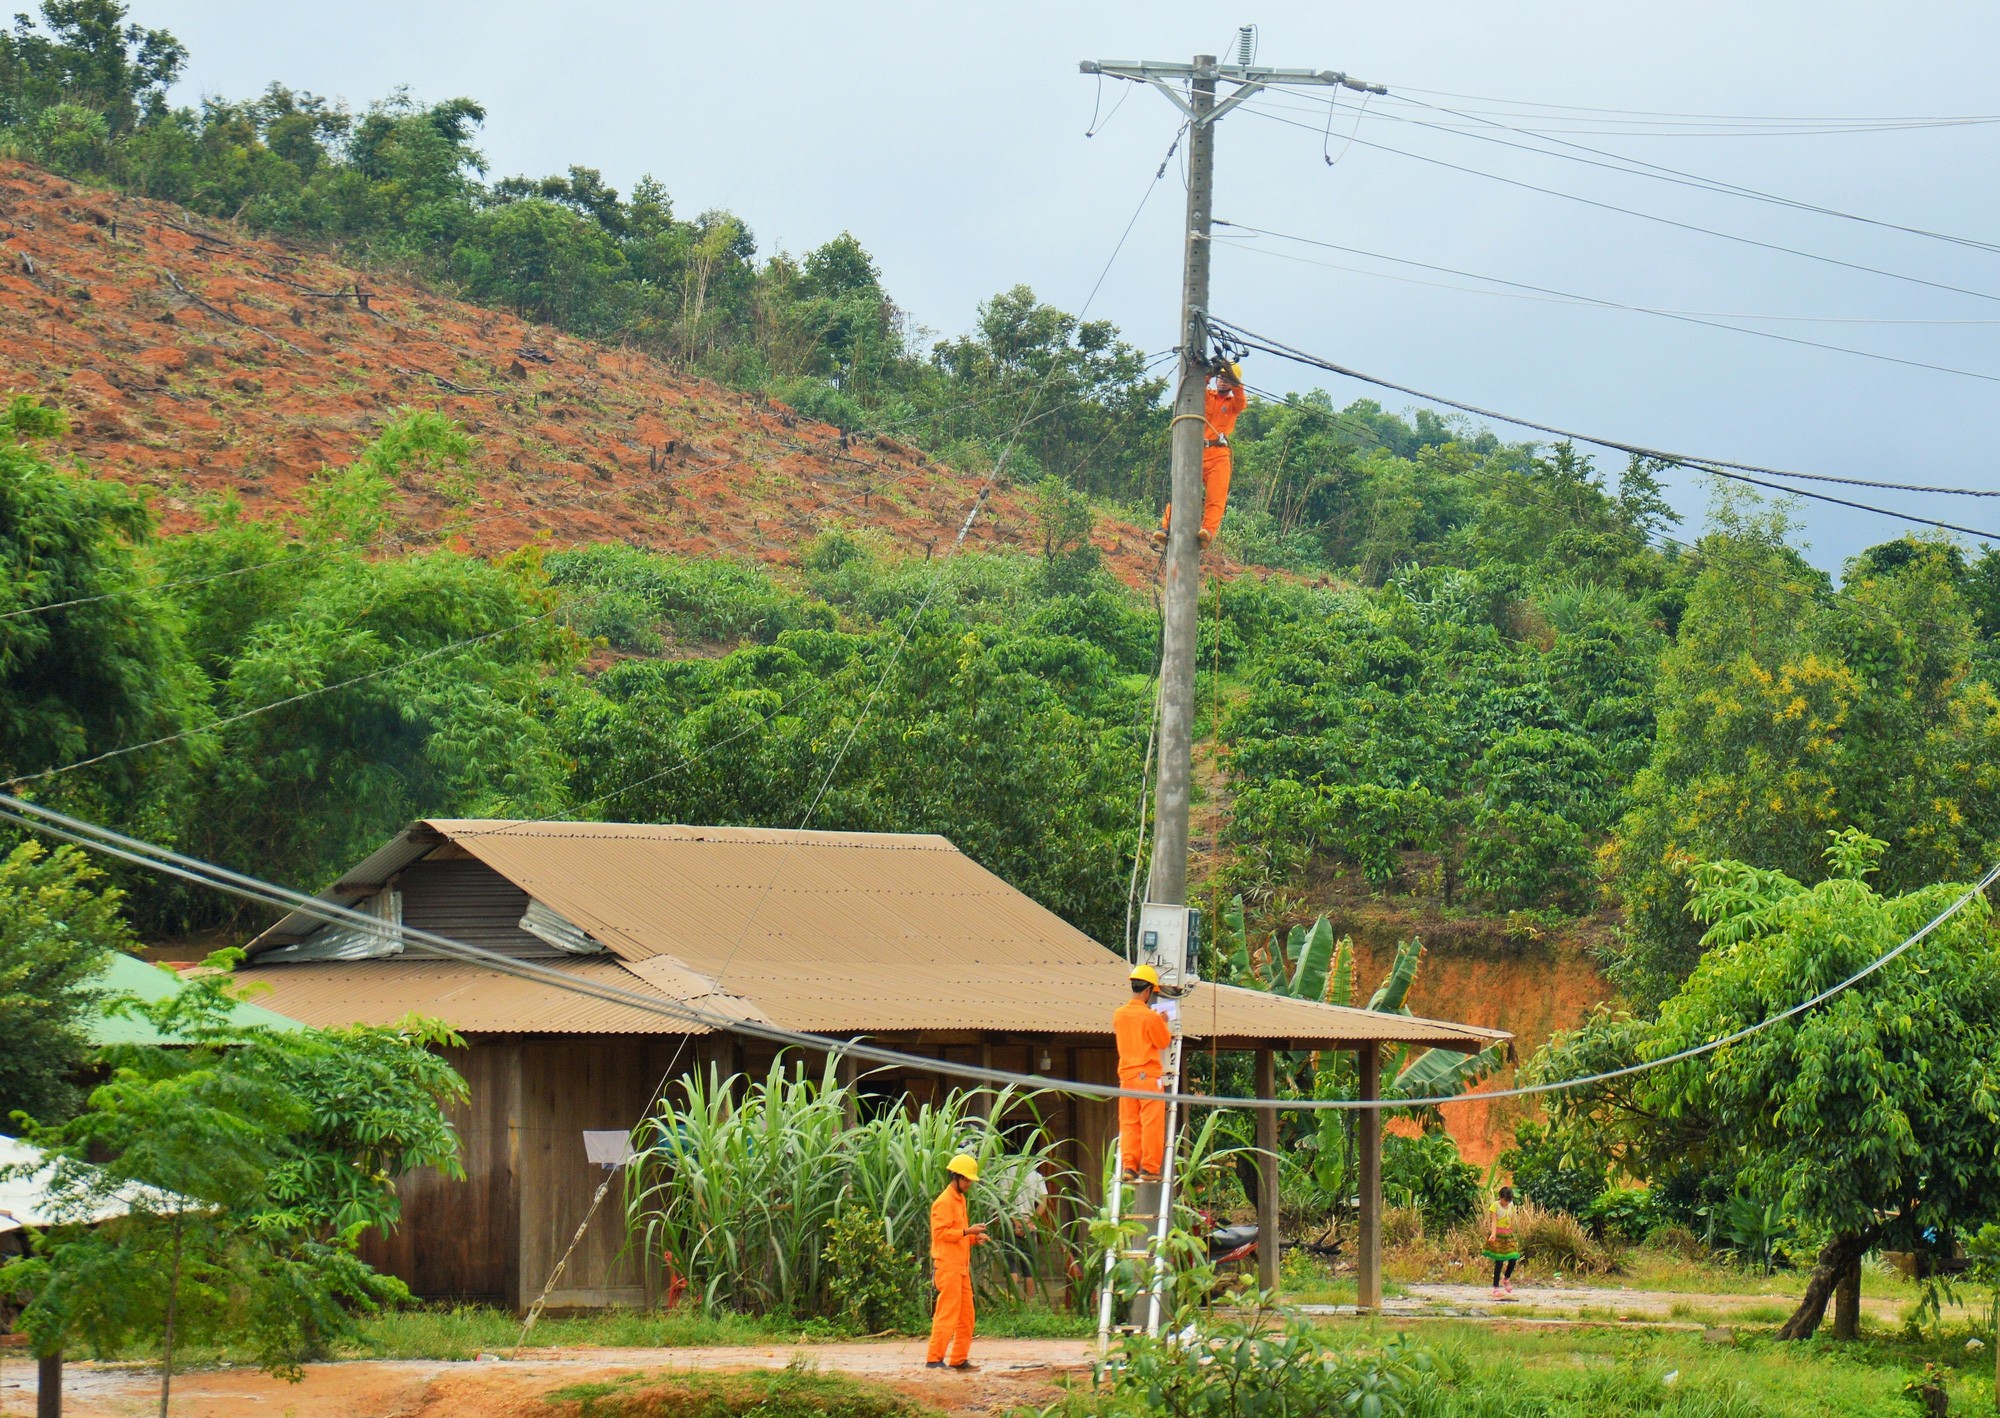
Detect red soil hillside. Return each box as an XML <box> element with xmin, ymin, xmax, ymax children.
<box><xmin>0</xmin><ymin>160</ymin><xmax>1189</xmax><ymax>581</ymax></box>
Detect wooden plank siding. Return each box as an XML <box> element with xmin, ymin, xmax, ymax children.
<box><xmin>358</xmin><ymin>1043</ymin><xmax>515</xmax><ymax>1302</ymax></box>
<box><xmin>514</xmin><ymin>1038</ymin><xmax>692</xmax><ymax>1310</ymax></box>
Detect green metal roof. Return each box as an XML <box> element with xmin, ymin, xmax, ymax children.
<box><xmin>90</xmin><ymin>953</ymin><xmax>306</xmax><ymax>1046</ymax></box>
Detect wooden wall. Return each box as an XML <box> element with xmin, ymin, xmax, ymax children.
<box><xmin>366</xmin><ymin>1031</ymin><xmax>1126</xmax><ymax>1312</ymax></box>
<box><xmin>359</xmin><ymin>1042</ymin><xmax>515</xmax><ymax>1302</ymax></box>
<box><xmin>514</xmin><ymin>1037</ymin><xmax>703</xmax><ymax>1310</ymax></box>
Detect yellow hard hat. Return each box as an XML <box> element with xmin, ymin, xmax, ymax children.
<box><xmin>946</xmin><ymin>1154</ymin><xmax>980</xmax><ymax>1182</ymax></box>
<box><xmin>1130</xmin><ymin>963</ymin><xmax>1162</xmax><ymax>987</ymax></box>
<box><xmin>1223</xmin><ymin>361</ymin><xmax>1242</xmax><ymax>382</ymax></box>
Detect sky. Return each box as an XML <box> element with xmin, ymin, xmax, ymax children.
<box><xmin>137</xmin><ymin>1</ymin><xmax>2000</xmax><ymax>569</ymax></box>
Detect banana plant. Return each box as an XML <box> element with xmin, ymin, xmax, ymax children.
<box><xmin>1216</xmin><ymin>894</ymin><xmax>1505</xmax><ymax>1109</ymax></box>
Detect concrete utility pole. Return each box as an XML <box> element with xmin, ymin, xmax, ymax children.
<box><xmin>1078</xmin><ymin>48</ymin><xmax>1383</xmax><ymax>915</ymax></box>
<box><xmin>1081</xmin><ymin>41</ymin><xmax>1386</xmax><ymax>1340</ymax></box>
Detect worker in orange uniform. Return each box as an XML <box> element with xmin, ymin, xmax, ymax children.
<box><xmin>925</xmin><ymin>1154</ymin><xmax>988</xmax><ymax>1371</ymax></box>
<box><xmin>1152</xmin><ymin>359</ymin><xmax>1249</xmax><ymax>553</ymax></box>
<box><xmin>1114</xmin><ymin>964</ymin><xmax>1174</xmax><ymax>1182</ymax></box>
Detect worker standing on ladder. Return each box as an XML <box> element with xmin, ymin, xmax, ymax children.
<box><xmin>1151</xmin><ymin>360</ymin><xmax>1247</xmax><ymax>553</ymax></box>
<box><xmin>1115</xmin><ymin>965</ymin><xmax>1174</xmax><ymax>1182</ymax></box>
<box><xmin>925</xmin><ymin>1155</ymin><xmax>987</xmax><ymax>1371</ymax></box>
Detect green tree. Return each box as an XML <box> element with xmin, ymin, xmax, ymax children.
<box><xmin>1636</xmin><ymin>830</ymin><xmax>2000</xmax><ymax>1340</ymax></box>
<box><xmin>0</xmin><ymin>840</ymin><xmax>132</xmax><ymax>1125</ymax></box>
<box><xmin>1613</xmin><ymin>497</ymin><xmax>2000</xmax><ymax>1003</ymax></box>
<box><xmin>0</xmin><ymin>396</ymin><xmax>205</xmax><ymax>810</ymax></box>
<box><xmin>0</xmin><ymin>0</ymin><xmax>184</xmax><ymax>136</ymax></box>
<box><xmin>0</xmin><ymin>962</ymin><xmax>467</xmax><ymax>1399</ymax></box>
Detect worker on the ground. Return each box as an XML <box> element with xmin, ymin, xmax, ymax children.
<box><xmin>1152</xmin><ymin>359</ymin><xmax>1248</xmax><ymax>553</ymax></box>
<box><xmin>1114</xmin><ymin>964</ymin><xmax>1174</xmax><ymax>1182</ymax></box>
<box><xmin>925</xmin><ymin>1154</ymin><xmax>987</xmax><ymax>1371</ymax></box>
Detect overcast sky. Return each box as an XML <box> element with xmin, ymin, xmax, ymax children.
<box><xmin>138</xmin><ymin>2</ymin><xmax>2000</xmax><ymax>569</ymax></box>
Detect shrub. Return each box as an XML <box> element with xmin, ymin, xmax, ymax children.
<box><xmin>1382</xmin><ymin>1131</ymin><xmax>1481</xmax><ymax>1231</ymax></box>
<box><xmin>1499</xmin><ymin>1121</ymin><xmax>1604</xmax><ymax>1218</ymax></box>
<box><xmin>1383</xmin><ymin>1204</ymin><xmax>1426</xmax><ymax>1249</ymax></box>
<box><xmin>1517</xmin><ymin>1207</ymin><xmax>1609</xmax><ymax>1274</ymax></box>
<box><xmin>1584</xmin><ymin>1185</ymin><xmax>1661</xmax><ymax>1242</ymax></box>
<box><xmin>822</xmin><ymin>1207</ymin><xmax>917</xmax><ymax>1334</ymax></box>
<box><xmin>1105</xmin><ymin>1315</ymin><xmax>1431</xmax><ymax>1418</ymax></box>
<box><xmin>1643</xmin><ymin>1223</ymin><xmax>1706</xmax><ymax>1259</ymax></box>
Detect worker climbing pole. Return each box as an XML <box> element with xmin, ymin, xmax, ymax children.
<box><xmin>1079</xmin><ymin>35</ymin><xmax>1385</xmax><ymax>1350</ymax></box>
<box><xmin>1150</xmin><ymin>354</ymin><xmax>1247</xmax><ymax>554</ymax></box>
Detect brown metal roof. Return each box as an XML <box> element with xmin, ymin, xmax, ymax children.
<box><xmin>235</xmin><ymin>958</ymin><xmax>709</xmax><ymax>1035</ymax></box>
<box><xmin>243</xmin><ymin>820</ymin><xmax>1508</xmax><ymax>1052</ymax></box>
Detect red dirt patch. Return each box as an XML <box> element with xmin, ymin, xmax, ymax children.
<box><xmin>0</xmin><ymin>160</ymin><xmax>1200</xmax><ymax>586</ymax></box>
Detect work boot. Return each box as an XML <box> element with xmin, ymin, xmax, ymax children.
<box><xmin>925</xmin><ymin>1361</ymin><xmax>947</xmax><ymax>1370</ymax></box>
<box><xmin>1149</xmin><ymin>528</ymin><xmax>1168</xmax><ymax>551</ymax></box>
<box><xmin>949</xmin><ymin>1361</ymin><xmax>979</xmax><ymax>1372</ymax></box>
<box><xmin>1196</xmin><ymin>527</ymin><xmax>1214</xmax><ymax>550</ymax></box>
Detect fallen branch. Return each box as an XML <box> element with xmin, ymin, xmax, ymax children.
<box><xmin>159</xmin><ymin>271</ymin><xmax>304</xmax><ymax>354</ymax></box>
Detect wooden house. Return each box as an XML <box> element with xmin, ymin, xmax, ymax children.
<box><xmin>240</xmin><ymin>819</ymin><xmax>1505</xmax><ymax>1312</ymax></box>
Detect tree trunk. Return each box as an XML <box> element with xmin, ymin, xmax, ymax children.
<box><xmin>158</xmin><ymin>1217</ymin><xmax>182</xmax><ymax>1418</ymax></box>
<box><xmin>1832</xmin><ymin>1252</ymin><xmax>1862</xmax><ymax>1340</ymax></box>
<box><xmin>1777</xmin><ymin>1229</ymin><xmax>1869</xmax><ymax>1341</ymax></box>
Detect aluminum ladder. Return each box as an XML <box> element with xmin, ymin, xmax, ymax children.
<box><xmin>1094</xmin><ymin>1030</ymin><xmax>1185</xmax><ymax>1349</ymax></box>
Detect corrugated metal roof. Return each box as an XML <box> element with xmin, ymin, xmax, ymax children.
<box><xmin>242</xmin><ymin>819</ymin><xmax>1507</xmax><ymax>1051</ymax></box>
<box><xmin>91</xmin><ymin>952</ymin><xmax>304</xmax><ymax>1045</ymax></box>
<box><xmin>235</xmin><ymin>958</ymin><xmax>710</xmax><ymax>1035</ymax></box>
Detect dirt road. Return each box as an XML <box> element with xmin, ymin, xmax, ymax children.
<box><xmin>0</xmin><ymin>1285</ymin><xmax>1915</xmax><ymax>1417</ymax></box>
<box><xmin>0</xmin><ymin>1338</ymin><xmax>1099</xmax><ymax>1418</ymax></box>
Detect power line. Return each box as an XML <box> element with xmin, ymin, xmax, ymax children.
<box><xmin>2</xmin><ymin>790</ymin><xmax>1991</xmax><ymax>1113</ymax></box>
<box><xmin>1218</xmin><ymin>227</ymin><xmax>2000</xmax><ymax>326</ymax></box>
<box><xmin>1382</xmin><ymin>93</ymin><xmax>2000</xmax><ymax>256</ymax></box>
<box><xmin>1239</xmin><ymin>101</ymin><xmax>2000</xmax><ymax>307</ymax></box>
<box><xmin>1215</xmin><ymin>219</ymin><xmax>2000</xmax><ymax>392</ymax></box>
<box><xmin>1381</xmin><ymin>86</ymin><xmax>2000</xmax><ymax>130</ymax></box>
<box><xmin>1213</xmin><ymin>318</ymin><xmax>2000</xmax><ymax>540</ymax></box>
<box><xmin>1</xmin><ymin>608</ymin><xmax>562</xmax><ymax>789</ymax></box>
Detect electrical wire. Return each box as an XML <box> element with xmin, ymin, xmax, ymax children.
<box><xmin>0</xmin><ymin>608</ymin><xmax>564</xmax><ymax>789</ymax></box>
<box><xmin>1385</xmin><ymin>92</ymin><xmax>2000</xmax><ymax>256</ymax></box>
<box><xmin>1249</xmin><ymin>88</ymin><xmax>2000</xmax><ymax>257</ymax></box>
<box><xmin>1380</xmin><ymin>85</ymin><xmax>2000</xmax><ymax>134</ymax></box>
<box><xmin>1213</xmin><ymin>226</ymin><xmax>2000</xmax><ymax>326</ymax></box>
<box><xmin>3</xmin><ymin>790</ymin><xmax>1992</xmax><ymax>1113</ymax></box>
<box><xmin>1238</xmin><ymin>101</ymin><xmax>2000</xmax><ymax>307</ymax></box>
<box><xmin>1211</xmin><ymin>317</ymin><xmax>2000</xmax><ymax>539</ymax></box>
<box><xmin>1215</xmin><ymin>220</ymin><xmax>2000</xmax><ymax>391</ymax></box>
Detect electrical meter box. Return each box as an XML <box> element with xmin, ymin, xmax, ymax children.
<box><xmin>1136</xmin><ymin>902</ymin><xmax>1201</xmax><ymax>993</ymax></box>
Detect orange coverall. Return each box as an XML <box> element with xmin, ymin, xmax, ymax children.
<box><xmin>1160</xmin><ymin>380</ymin><xmax>1250</xmax><ymax>540</ymax></box>
<box><xmin>1113</xmin><ymin>996</ymin><xmax>1173</xmax><ymax>1178</ymax></box>
<box><xmin>926</xmin><ymin>1182</ymin><xmax>984</xmax><ymax>1365</ymax></box>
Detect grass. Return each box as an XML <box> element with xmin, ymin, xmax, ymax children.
<box><xmin>346</xmin><ymin>1299</ymin><xmax>1094</xmax><ymax>1360</ymax></box>
<box><xmin>1317</xmin><ymin>1317</ymin><xmax>1995</xmax><ymax>1417</ymax></box>
<box><xmin>1387</xmin><ymin>1236</ymin><xmax>1927</xmax><ymax>1305</ymax></box>
<box><xmin>540</xmin><ymin>1364</ymin><xmax>939</xmax><ymax>1418</ymax></box>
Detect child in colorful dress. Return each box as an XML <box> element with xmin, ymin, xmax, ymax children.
<box><xmin>1485</xmin><ymin>1185</ymin><xmax>1522</xmax><ymax>1299</ymax></box>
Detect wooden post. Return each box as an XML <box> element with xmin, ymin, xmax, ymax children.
<box><xmin>1356</xmin><ymin>1043</ymin><xmax>1382</xmax><ymax>1313</ymax></box>
<box><xmin>37</xmin><ymin>1350</ymin><xmax>61</xmax><ymax>1418</ymax></box>
<box><xmin>1255</xmin><ymin>1047</ymin><xmax>1280</xmax><ymax>1296</ymax></box>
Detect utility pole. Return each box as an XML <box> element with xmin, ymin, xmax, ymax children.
<box><xmin>1081</xmin><ymin>38</ymin><xmax>1385</xmax><ymax>1343</ymax></box>
<box><xmin>1079</xmin><ymin>46</ymin><xmax>1383</xmax><ymax>919</ymax></box>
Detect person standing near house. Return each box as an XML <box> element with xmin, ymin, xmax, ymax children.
<box><xmin>925</xmin><ymin>1154</ymin><xmax>987</xmax><ymax>1370</ymax></box>
<box><xmin>1114</xmin><ymin>965</ymin><xmax>1174</xmax><ymax>1182</ymax></box>
<box><xmin>1485</xmin><ymin>1185</ymin><xmax>1522</xmax><ymax>1298</ymax></box>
